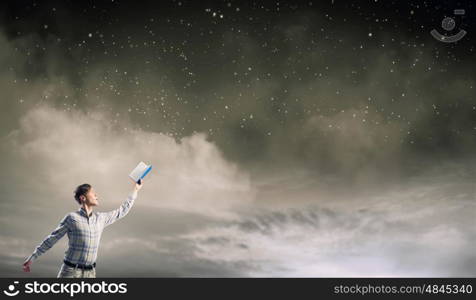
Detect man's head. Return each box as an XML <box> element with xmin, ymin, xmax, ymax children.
<box><xmin>74</xmin><ymin>184</ymin><xmax>99</xmax><ymax>207</ymax></box>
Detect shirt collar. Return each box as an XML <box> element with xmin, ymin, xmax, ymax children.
<box><xmin>79</xmin><ymin>207</ymin><xmax>93</xmax><ymax>218</ymax></box>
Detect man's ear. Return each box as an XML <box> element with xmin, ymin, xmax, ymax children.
<box><xmin>80</xmin><ymin>195</ymin><xmax>86</xmax><ymax>203</ymax></box>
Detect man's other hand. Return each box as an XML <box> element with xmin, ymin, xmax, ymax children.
<box><xmin>22</xmin><ymin>259</ymin><xmax>32</xmax><ymax>272</ymax></box>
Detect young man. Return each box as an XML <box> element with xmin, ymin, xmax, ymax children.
<box><xmin>22</xmin><ymin>180</ymin><xmax>143</xmax><ymax>278</ymax></box>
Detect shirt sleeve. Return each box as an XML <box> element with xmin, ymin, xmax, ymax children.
<box><xmin>27</xmin><ymin>214</ymin><xmax>70</xmax><ymax>262</ymax></box>
<box><xmin>100</xmin><ymin>190</ymin><xmax>137</xmax><ymax>227</ymax></box>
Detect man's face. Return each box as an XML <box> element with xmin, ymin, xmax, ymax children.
<box><xmin>82</xmin><ymin>187</ymin><xmax>99</xmax><ymax>206</ymax></box>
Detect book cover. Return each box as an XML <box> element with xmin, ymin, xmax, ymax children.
<box><xmin>129</xmin><ymin>161</ymin><xmax>152</xmax><ymax>183</ymax></box>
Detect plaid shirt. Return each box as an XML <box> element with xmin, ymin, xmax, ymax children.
<box><xmin>28</xmin><ymin>190</ymin><xmax>137</xmax><ymax>265</ymax></box>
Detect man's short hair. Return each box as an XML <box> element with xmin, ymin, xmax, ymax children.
<box><xmin>74</xmin><ymin>184</ymin><xmax>91</xmax><ymax>205</ymax></box>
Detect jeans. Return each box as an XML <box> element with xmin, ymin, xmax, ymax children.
<box><xmin>57</xmin><ymin>263</ymin><xmax>96</xmax><ymax>278</ymax></box>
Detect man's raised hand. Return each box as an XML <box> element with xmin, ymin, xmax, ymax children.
<box><xmin>134</xmin><ymin>179</ymin><xmax>144</xmax><ymax>191</ymax></box>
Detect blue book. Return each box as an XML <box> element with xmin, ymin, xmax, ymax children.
<box><xmin>129</xmin><ymin>162</ymin><xmax>152</xmax><ymax>183</ymax></box>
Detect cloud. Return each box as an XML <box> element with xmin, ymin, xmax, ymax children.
<box><xmin>180</xmin><ymin>172</ymin><xmax>476</xmax><ymax>276</ymax></box>
<box><xmin>0</xmin><ymin>103</ymin><xmax>260</xmax><ymax>277</ymax></box>
<box><xmin>5</xmin><ymin>104</ymin><xmax>257</xmax><ymax>218</ymax></box>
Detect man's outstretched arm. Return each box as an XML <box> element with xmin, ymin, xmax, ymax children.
<box><xmin>23</xmin><ymin>214</ymin><xmax>70</xmax><ymax>272</ymax></box>
<box><xmin>101</xmin><ymin>181</ymin><xmax>143</xmax><ymax>227</ymax></box>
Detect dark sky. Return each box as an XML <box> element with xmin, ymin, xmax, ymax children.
<box><xmin>1</xmin><ymin>0</ymin><xmax>475</xmax><ymax>176</ymax></box>
<box><xmin>0</xmin><ymin>0</ymin><xmax>475</xmax><ymax>277</ymax></box>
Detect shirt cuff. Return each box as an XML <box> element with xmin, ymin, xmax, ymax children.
<box><xmin>129</xmin><ymin>190</ymin><xmax>138</xmax><ymax>200</ymax></box>
<box><xmin>28</xmin><ymin>252</ymin><xmax>39</xmax><ymax>262</ymax></box>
